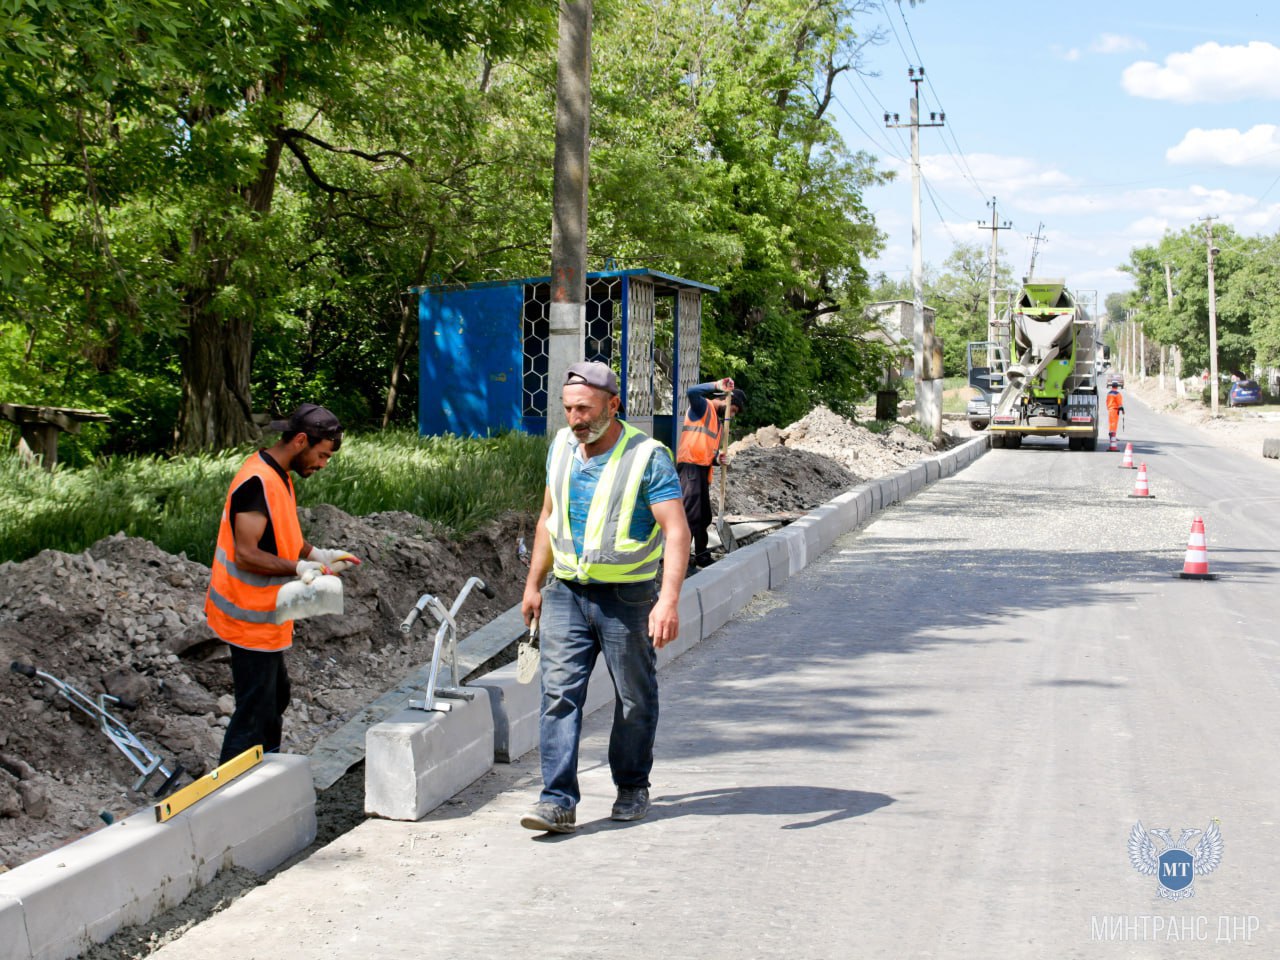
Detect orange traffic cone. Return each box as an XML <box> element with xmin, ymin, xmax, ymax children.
<box><xmin>1108</xmin><ymin>435</ymin><xmax>1119</xmax><ymax>452</ymax></box>
<box><xmin>1119</xmin><ymin>442</ymin><xmax>1135</xmax><ymax>468</ymax></box>
<box><xmin>1127</xmin><ymin>462</ymin><xmax>1153</xmax><ymax>498</ymax></box>
<box><xmin>1177</xmin><ymin>517</ymin><xmax>1217</xmax><ymax>580</ymax></box>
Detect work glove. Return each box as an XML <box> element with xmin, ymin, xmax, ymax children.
<box><xmin>306</xmin><ymin>547</ymin><xmax>362</xmax><ymax>574</ymax></box>
<box><xmin>295</xmin><ymin>559</ymin><xmax>327</xmax><ymax>583</ymax></box>
<box><xmin>715</xmin><ymin>377</ymin><xmax>735</xmax><ymax>393</ymax></box>
<box><xmin>1119</xmin><ymin>407</ymin><xmax>1125</xmax><ymax>414</ymax></box>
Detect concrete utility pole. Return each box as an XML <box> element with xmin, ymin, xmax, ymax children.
<box><xmin>1165</xmin><ymin>262</ymin><xmax>1184</xmax><ymax>396</ymax></box>
<box><xmin>979</xmin><ymin>197</ymin><xmax>1012</xmax><ymax>342</ymax></box>
<box><xmin>547</xmin><ymin>0</ymin><xmax>592</xmax><ymax>434</ymax></box>
<box><xmin>1026</xmin><ymin>222</ymin><xmax>1046</xmax><ymax>278</ymax></box>
<box><xmin>1201</xmin><ymin>215</ymin><xmax>1221</xmax><ymax>417</ymax></box>
<box><xmin>886</xmin><ymin>67</ymin><xmax>945</xmax><ymax>443</ymax></box>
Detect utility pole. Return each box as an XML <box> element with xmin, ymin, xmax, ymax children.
<box><xmin>1201</xmin><ymin>215</ymin><xmax>1221</xmax><ymax>416</ymax></box>
<box><xmin>547</xmin><ymin>0</ymin><xmax>592</xmax><ymax>434</ymax></box>
<box><xmin>979</xmin><ymin>197</ymin><xmax>1012</xmax><ymax>342</ymax></box>
<box><xmin>1026</xmin><ymin>222</ymin><xmax>1046</xmax><ymax>278</ymax></box>
<box><xmin>1165</xmin><ymin>262</ymin><xmax>1184</xmax><ymax>396</ymax></box>
<box><xmin>886</xmin><ymin>67</ymin><xmax>945</xmax><ymax>443</ymax></box>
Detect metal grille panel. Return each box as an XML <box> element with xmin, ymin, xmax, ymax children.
<box><xmin>676</xmin><ymin>289</ymin><xmax>702</xmax><ymax>427</ymax></box>
<box><xmin>626</xmin><ymin>278</ymin><xmax>655</xmax><ymax>418</ymax></box>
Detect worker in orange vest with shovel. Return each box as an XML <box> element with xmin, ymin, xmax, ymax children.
<box><xmin>1105</xmin><ymin>379</ymin><xmax>1125</xmax><ymax>445</ymax></box>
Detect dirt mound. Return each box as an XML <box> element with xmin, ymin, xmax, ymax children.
<box><xmin>723</xmin><ymin>406</ymin><xmax>938</xmax><ymax>516</ymax></box>
<box><xmin>0</xmin><ymin>508</ymin><xmax>533</xmax><ymax>869</ymax></box>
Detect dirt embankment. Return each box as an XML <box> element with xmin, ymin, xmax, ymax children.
<box><xmin>0</xmin><ymin>405</ymin><xmax>954</xmax><ymax>873</ymax></box>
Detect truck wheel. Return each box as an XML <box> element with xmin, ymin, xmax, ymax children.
<box><xmin>990</xmin><ymin>433</ymin><xmax>1005</xmax><ymax>449</ymax></box>
<box><xmin>1005</xmin><ymin>433</ymin><xmax>1022</xmax><ymax>450</ymax></box>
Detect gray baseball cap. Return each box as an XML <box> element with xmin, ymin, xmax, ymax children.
<box><xmin>564</xmin><ymin>361</ymin><xmax>619</xmax><ymax>395</ymax></box>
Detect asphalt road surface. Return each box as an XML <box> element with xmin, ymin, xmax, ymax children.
<box><xmin>151</xmin><ymin>396</ymin><xmax>1280</xmax><ymax>959</ymax></box>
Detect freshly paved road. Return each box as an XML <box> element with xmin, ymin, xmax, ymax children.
<box><xmin>152</xmin><ymin>397</ymin><xmax>1280</xmax><ymax>959</ymax></box>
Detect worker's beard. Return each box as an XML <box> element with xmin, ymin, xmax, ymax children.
<box><xmin>574</xmin><ymin>410</ymin><xmax>613</xmax><ymax>445</ymax></box>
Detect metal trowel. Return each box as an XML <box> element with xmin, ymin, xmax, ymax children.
<box><xmin>517</xmin><ymin>618</ymin><xmax>540</xmax><ymax>684</ymax></box>
<box><xmin>273</xmin><ymin>570</ymin><xmax>344</xmax><ymax>623</ymax></box>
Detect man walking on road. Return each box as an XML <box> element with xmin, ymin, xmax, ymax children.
<box><xmin>520</xmin><ymin>361</ymin><xmax>690</xmax><ymax>833</ymax></box>
<box><xmin>677</xmin><ymin>378</ymin><xmax>745</xmax><ymax>570</ymax></box>
<box><xmin>1105</xmin><ymin>380</ymin><xmax>1125</xmax><ymax>444</ymax></box>
<box><xmin>206</xmin><ymin>404</ymin><xmax>361</xmax><ymax>765</ymax></box>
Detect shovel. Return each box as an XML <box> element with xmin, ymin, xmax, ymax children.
<box><xmin>714</xmin><ymin>392</ymin><xmax>737</xmax><ymax>554</ymax></box>
<box><xmin>517</xmin><ymin>617</ymin><xmax>540</xmax><ymax>684</ymax></box>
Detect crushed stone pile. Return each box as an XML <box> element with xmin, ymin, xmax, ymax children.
<box><xmin>0</xmin><ymin>507</ymin><xmax>533</xmax><ymax>870</ymax></box>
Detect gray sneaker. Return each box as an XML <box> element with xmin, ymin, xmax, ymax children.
<box><xmin>610</xmin><ymin>787</ymin><xmax>650</xmax><ymax>822</ymax></box>
<box><xmin>520</xmin><ymin>801</ymin><xmax>576</xmax><ymax>833</ymax></box>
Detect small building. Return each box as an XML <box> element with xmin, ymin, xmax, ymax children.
<box><xmin>418</xmin><ymin>269</ymin><xmax>716</xmax><ymax>447</ymax></box>
<box><xmin>863</xmin><ymin>299</ymin><xmax>935</xmax><ymax>381</ymax></box>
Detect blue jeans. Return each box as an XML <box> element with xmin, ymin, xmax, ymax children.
<box><xmin>538</xmin><ymin>578</ymin><xmax>660</xmax><ymax>809</ymax></box>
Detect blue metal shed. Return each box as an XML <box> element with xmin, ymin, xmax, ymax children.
<box><xmin>418</xmin><ymin>269</ymin><xmax>716</xmax><ymax>446</ymax></box>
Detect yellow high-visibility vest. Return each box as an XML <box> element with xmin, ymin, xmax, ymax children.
<box><xmin>547</xmin><ymin>420</ymin><xmax>665</xmax><ymax>583</ymax></box>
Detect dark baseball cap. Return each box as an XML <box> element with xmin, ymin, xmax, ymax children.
<box><xmin>269</xmin><ymin>403</ymin><xmax>343</xmax><ymax>439</ymax></box>
<box><xmin>564</xmin><ymin>361</ymin><xmax>619</xmax><ymax>395</ymax></box>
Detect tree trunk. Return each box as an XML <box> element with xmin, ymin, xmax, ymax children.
<box><xmin>174</xmin><ymin>62</ymin><xmax>288</xmax><ymax>452</ymax></box>
<box><xmin>177</xmin><ymin>310</ymin><xmax>259</xmax><ymax>452</ymax></box>
<box><xmin>383</xmin><ymin>230</ymin><xmax>436</xmax><ymax>428</ymax></box>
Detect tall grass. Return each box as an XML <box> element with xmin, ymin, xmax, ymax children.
<box><xmin>0</xmin><ymin>430</ymin><xmax>548</xmax><ymax>567</ymax></box>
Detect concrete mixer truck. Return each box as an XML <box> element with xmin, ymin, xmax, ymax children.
<box><xmin>985</xmin><ymin>279</ymin><xmax>1098</xmax><ymax>450</ymax></box>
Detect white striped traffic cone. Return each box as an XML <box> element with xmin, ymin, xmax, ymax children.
<box><xmin>1108</xmin><ymin>435</ymin><xmax>1119</xmax><ymax>452</ymax></box>
<box><xmin>1119</xmin><ymin>442</ymin><xmax>1135</xmax><ymax>468</ymax></box>
<box><xmin>1127</xmin><ymin>462</ymin><xmax>1153</xmax><ymax>498</ymax></box>
<box><xmin>1178</xmin><ymin>516</ymin><xmax>1217</xmax><ymax>580</ymax></box>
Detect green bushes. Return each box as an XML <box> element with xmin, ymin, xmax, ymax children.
<box><xmin>0</xmin><ymin>430</ymin><xmax>548</xmax><ymax>567</ymax></box>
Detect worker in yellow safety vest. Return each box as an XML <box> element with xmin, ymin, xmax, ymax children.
<box><xmin>677</xmin><ymin>378</ymin><xmax>746</xmax><ymax>570</ymax></box>
<box><xmin>206</xmin><ymin>404</ymin><xmax>361</xmax><ymax>764</ymax></box>
<box><xmin>519</xmin><ymin>361</ymin><xmax>690</xmax><ymax>833</ymax></box>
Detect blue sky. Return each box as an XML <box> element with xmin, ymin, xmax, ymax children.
<box><xmin>836</xmin><ymin>1</ymin><xmax>1280</xmax><ymax>313</ymax></box>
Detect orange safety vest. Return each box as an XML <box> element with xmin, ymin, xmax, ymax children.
<box><xmin>677</xmin><ymin>400</ymin><xmax>722</xmax><ymax>467</ymax></box>
<box><xmin>205</xmin><ymin>454</ymin><xmax>305</xmax><ymax>651</ymax></box>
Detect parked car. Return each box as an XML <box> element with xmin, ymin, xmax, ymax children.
<box><xmin>966</xmin><ymin>394</ymin><xmax>991</xmax><ymax>430</ymax></box>
<box><xmin>1228</xmin><ymin>379</ymin><xmax>1263</xmax><ymax>407</ymax></box>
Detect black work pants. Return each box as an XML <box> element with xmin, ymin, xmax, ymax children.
<box><xmin>220</xmin><ymin>644</ymin><xmax>291</xmax><ymax>764</ymax></box>
<box><xmin>678</xmin><ymin>461</ymin><xmax>714</xmax><ymax>567</ymax></box>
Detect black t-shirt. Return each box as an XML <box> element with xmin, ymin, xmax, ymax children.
<box><xmin>229</xmin><ymin>451</ymin><xmax>291</xmax><ymax>556</ymax></box>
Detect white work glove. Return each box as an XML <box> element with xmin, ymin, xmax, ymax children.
<box><xmin>295</xmin><ymin>559</ymin><xmax>327</xmax><ymax>583</ymax></box>
<box><xmin>715</xmin><ymin>377</ymin><xmax>735</xmax><ymax>393</ymax></box>
<box><xmin>306</xmin><ymin>547</ymin><xmax>362</xmax><ymax>574</ymax></box>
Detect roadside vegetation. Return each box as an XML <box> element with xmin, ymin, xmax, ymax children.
<box><xmin>0</xmin><ymin>431</ymin><xmax>548</xmax><ymax>567</ymax></box>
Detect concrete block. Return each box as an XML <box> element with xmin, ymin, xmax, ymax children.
<box><xmin>696</xmin><ymin>545</ymin><xmax>771</xmax><ymax>638</ymax></box>
<box><xmin>907</xmin><ymin>462</ymin><xmax>927</xmax><ymax>494</ymax></box>
<box><xmin>779</xmin><ymin>524</ymin><xmax>808</xmax><ymax>577</ymax></box>
<box><xmin>855</xmin><ymin>486</ymin><xmax>874</xmax><ymax>527</ymax></box>
<box><xmin>473</xmin><ymin>663</ymin><xmax>541</xmax><ymax>763</ymax></box>
<box><xmin>939</xmin><ymin>451</ymin><xmax>957</xmax><ymax>478</ymax></box>
<box><xmin>365</xmin><ymin>689</ymin><xmax>495</xmax><ymax>821</ymax></box>
<box><xmin>0</xmin><ymin>894</ymin><xmax>30</xmax><ymax>960</ymax></box>
<box><xmin>878</xmin><ymin>476</ymin><xmax>898</xmax><ymax>507</ymax></box>
<box><xmin>762</xmin><ymin>531</ymin><xmax>792</xmax><ymax>590</ymax></box>
<box><xmin>869</xmin><ymin>480</ymin><xmax>882</xmax><ymax>512</ymax></box>
<box><xmin>924</xmin><ymin>458</ymin><xmax>940</xmax><ymax>483</ymax></box>
<box><xmin>187</xmin><ymin>754</ymin><xmax>315</xmax><ymax>885</ymax></box>
<box><xmin>0</xmin><ymin>807</ymin><xmax>198</xmax><ymax>960</ymax></box>
<box><xmin>655</xmin><ymin>582</ymin><xmax>705</xmax><ymax>668</ymax></box>
<box><xmin>828</xmin><ymin>489</ymin><xmax>860</xmax><ymax>533</ymax></box>
<box><xmin>801</xmin><ymin>504</ymin><xmax>842</xmax><ymax>558</ymax></box>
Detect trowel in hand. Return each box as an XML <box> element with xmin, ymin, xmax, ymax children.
<box><xmin>273</xmin><ymin>569</ymin><xmax>344</xmax><ymax>623</ymax></box>
<box><xmin>517</xmin><ymin>618</ymin><xmax>540</xmax><ymax>684</ymax></box>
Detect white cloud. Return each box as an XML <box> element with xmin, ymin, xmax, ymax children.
<box><xmin>1122</xmin><ymin>41</ymin><xmax>1280</xmax><ymax>103</ymax></box>
<box><xmin>1166</xmin><ymin>125</ymin><xmax>1280</xmax><ymax>168</ymax></box>
<box><xmin>1053</xmin><ymin>46</ymin><xmax>1081</xmax><ymax>62</ymax></box>
<box><xmin>1091</xmin><ymin>34</ymin><xmax>1146</xmax><ymax>55</ymax></box>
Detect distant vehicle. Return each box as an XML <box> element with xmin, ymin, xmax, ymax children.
<box><xmin>1228</xmin><ymin>379</ymin><xmax>1262</xmax><ymax>407</ymax></box>
<box><xmin>964</xmin><ymin>341</ymin><xmax>1006</xmax><ymax>431</ymax></box>
<box><xmin>1107</xmin><ymin>371</ymin><xmax>1124</xmax><ymax>388</ymax></box>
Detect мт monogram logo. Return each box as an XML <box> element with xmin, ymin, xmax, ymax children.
<box><xmin>1128</xmin><ymin>821</ymin><xmax>1223</xmax><ymax>900</ymax></box>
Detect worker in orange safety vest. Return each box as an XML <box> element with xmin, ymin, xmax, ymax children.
<box><xmin>206</xmin><ymin>404</ymin><xmax>361</xmax><ymax>764</ymax></box>
<box><xmin>1105</xmin><ymin>380</ymin><xmax>1125</xmax><ymax>443</ymax></box>
<box><xmin>676</xmin><ymin>378</ymin><xmax>746</xmax><ymax>570</ymax></box>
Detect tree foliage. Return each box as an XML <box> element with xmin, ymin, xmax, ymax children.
<box><xmin>1</xmin><ymin>0</ymin><xmax>895</xmax><ymax>455</ymax></box>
